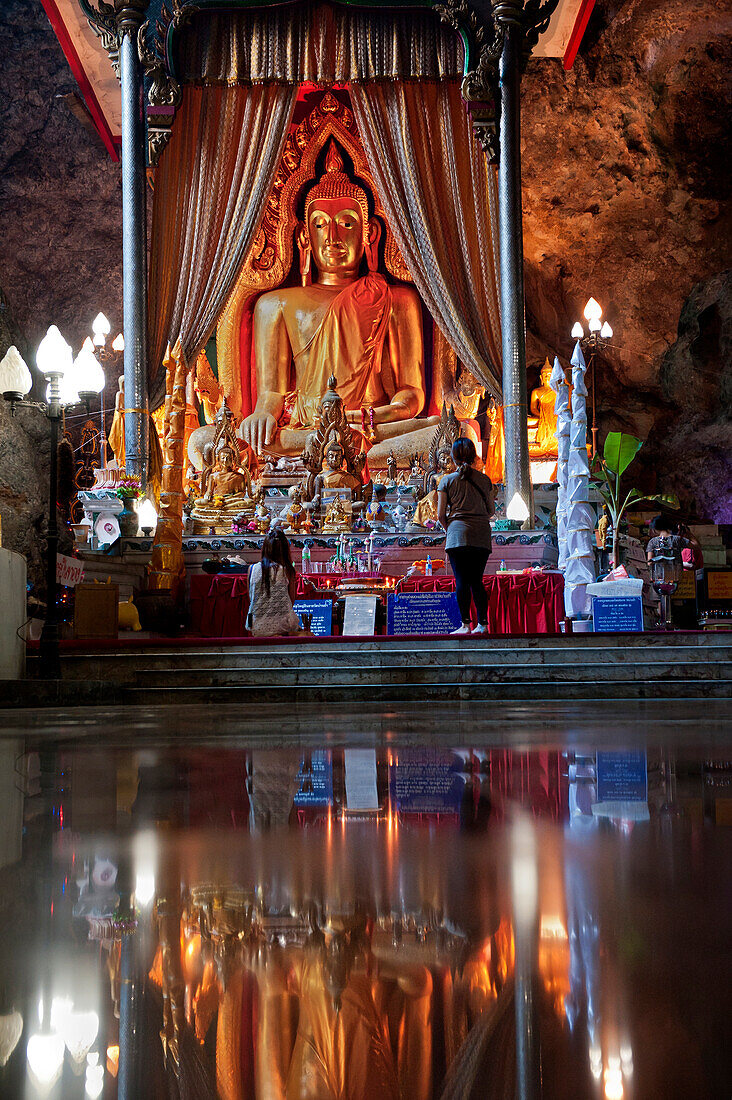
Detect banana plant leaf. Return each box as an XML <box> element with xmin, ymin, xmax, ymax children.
<box><xmin>603</xmin><ymin>432</ymin><xmax>643</xmax><ymax>476</ymax></box>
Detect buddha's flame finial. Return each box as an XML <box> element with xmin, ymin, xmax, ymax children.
<box><xmin>325</xmin><ymin>139</ymin><xmax>344</xmax><ymax>175</ymax></box>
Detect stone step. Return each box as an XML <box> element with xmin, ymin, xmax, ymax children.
<box><xmin>131</xmin><ymin>658</ymin><xmax>732</xmax><ymax>688</ymax></box>
<box><xmin>123</xmin><ymin>679</ymin><xmax>732</xmax><ymax>704</ymax></box>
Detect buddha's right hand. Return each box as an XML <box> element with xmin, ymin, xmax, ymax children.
<box><xmin>241</xmin><ymin>411</ymin><xmax>278</xmax><ymax>454</ymax></box>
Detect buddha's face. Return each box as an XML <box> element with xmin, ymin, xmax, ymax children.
<box><xmin>438</xmin><ymin>448</ymin><xmax>452</xmax><ymax>471</ymax></box>
<box><xmin>219</xmin><ymin>449</ymin><xmax>234</xmax><ymax>470</ymax></box>
<box><xmin>540</xmin><ymin>367</ymin><xmax>552</xmax><ymax>386</ymax></box>
<box><xmin>308</xmin><ymin>199</ymin><xmax>364</xmax><ymax>276</ymax></box>
<box><xmin>325</xmin><ymin>444</ymin><xmax>344</xmax><ymax>470</ymax></box>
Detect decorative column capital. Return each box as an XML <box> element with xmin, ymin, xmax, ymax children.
<box><xmin>113</xmin><ymin>0</ymin><xmax>149</xmax><ymax>36</ymax></box>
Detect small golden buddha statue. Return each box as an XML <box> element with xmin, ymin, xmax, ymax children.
<box><xmin>528</xmin><ymin>359</ymin><xmax>559</xmax><ymax>459</ymax></box>
<box><xmin>413</xmin><ymin>404</ymin><xmax>459</xmax><ymax>527</ymax></box>
<box><xmin>253</xmin><ymin>487</ymin><xmax>272</xmax><ymax>534</ymax></box>
<box><xmin>283</xmin><ymin>485</ymin><xmax>305</xmax><ymax>532</ymax></box>
<box><xmin>191</xmin><ymin>441</ymin><xmax>255</xmax><ymax>534</ymax></box>
<box><xmin>322</xmin><ymin>496</ymin><xmax>351</xmax><ymax>534</ymax></box>
<box><xmin>484</xmin><ymin>396</ymin><xmax>505</xmax><ymax>484</ymax></box>
<box><xmin>241</xmin><ymin>141</ymin><xmax>432</xmax><ymax>458</ymax></box>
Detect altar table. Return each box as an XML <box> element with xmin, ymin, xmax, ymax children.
<box><xmin>189</xmin><ymin>573</ymin><xmax>249</xmax><ymax>637</ymax></box>
<box><xmin>296</xmin><ymin>571</ymin><xmax>564</xmax><ymax>635</ymax></box>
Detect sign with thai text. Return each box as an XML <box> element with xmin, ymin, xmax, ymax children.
<box><xmin>293</xmin><ymin>750</ymin><xmax>333</xmax><ymax>807</ymax></box>
<box><xmin>57</xmin><ymin>553</ymin><xmax>85</xmax><ymax>588</ymax></box>
<box><xmin>597</xmin><ymin>751</ymin><xmax>648</xmax><ymax>802</ymax></box>
<box><xmin>707</xmin><ymin>571</ymin><xmax>732</xmax><ymax>600</ymax></box>
<box><xmin>592</xmin><ymin>595</ymin><xmax>644</xmax><ymax>632</ymax></box>
<box><xmin>386</xmin><ymin>592</ymin><xmax>462</xmax><ymax>635</ymax></box>
<box><xmin>390</xmin><ymin>749</ymin><xmax>466</xmax><ymax>815</ymax></box>
<box><xmin>293</xmin><ymin>599</ymin><xmax>333</xmax><ymax>636</ymax></box>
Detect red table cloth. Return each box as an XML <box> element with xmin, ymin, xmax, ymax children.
<box><xmin>189</xmin><ymin>573</ymin><xmax>249</xmax><ymax>637</ymax></box>
<box><xmin>295</xmin><ymin>571</ymin><xmax>564</xmax><ymax>634</ymax></box>
<box><xmin>397</xmin><ymin>572</ymin><xmax>564</xmax><ymax>634</ymax></box>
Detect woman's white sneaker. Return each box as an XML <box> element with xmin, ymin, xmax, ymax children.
<box><xmin>450</xmin><ymin>623</ymin><xmax>472</xmax><ymax>635</ymax></box>
<box><xmin>471</xmin><ymin>624</ymin><xmax>489</xmax><ymax>634</ymax></box>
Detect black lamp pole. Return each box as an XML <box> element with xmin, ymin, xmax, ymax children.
<box><xmin>39</xmin><ymin>394</ymin><xmax>62</xmax><ymax>679</ymax></box>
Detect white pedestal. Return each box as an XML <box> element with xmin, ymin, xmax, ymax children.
<box><xmin>0</xmin><ymin>548</ymin><xmax>26</xmax><ymax>679</ymax></box>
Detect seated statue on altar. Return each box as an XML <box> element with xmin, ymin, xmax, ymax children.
<box><xmin>283</xmin><ymin>485</ymin><xmax>305</xmax><ymax>533</ymax></box>
<box><xmin>412</xmin><ymin>405</ymin><xmax>460</xmax><ymax>528</ymax></box>
<box><xmin>191</xmin><ymin>408</ymin><xmax>255</xmax><ymax>532</ymax></box>
<box><xmin>528</xmin><ymin>358</ymin><xmax>559</xmax><ymax>459</ymax></box>
<box><xmin>309</xmin><ymin>432</ymin><xmax>362</xmax><ymax>507</ymax></box>
<box><xmin>240</xmin><ymin>141</ymin><xmax>434</xmax><ymax>462</ymax></box>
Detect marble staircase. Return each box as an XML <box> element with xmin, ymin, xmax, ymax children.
<box><xmin>14</xmin><ymin>633</ymin><xmax>732</xmax><ymax>705</ymax></box>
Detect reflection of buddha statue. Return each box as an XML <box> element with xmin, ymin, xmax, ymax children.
<box><xmin>528</xmin><ymin>359</ymin><xmax>559</xmax><ymax>458</ymax></box>
<box><xmin>241</xmin><ymin>141</ymin><xmax>429</xmax><ymax>457</ymax></box>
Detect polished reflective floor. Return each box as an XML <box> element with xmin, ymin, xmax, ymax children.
<box><xmin>0</xmin><ymin>701</ymin><xmax>729</xmax><ymax>1099</ymax></box>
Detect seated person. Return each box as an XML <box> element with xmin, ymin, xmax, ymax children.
<box><xmin>645</xmin><ymin>515</ymin><xmax>691</xmax><ymax>568</ymax></box>
<box><xmin>246</xmin><ymin>529</ymin><xmax>301</xmax><ymax>637</ymax></box>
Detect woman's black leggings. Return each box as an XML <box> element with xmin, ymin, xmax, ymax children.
<box><xmin>447</xmin><ymin>547</ymin><xmax>490</xmax><ymax>624</ymax></box>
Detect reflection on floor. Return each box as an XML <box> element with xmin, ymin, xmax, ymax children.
<box><xmin>0</xmin><ymin>709</ymin><xmax>730</xmax><ymax>1099</ymax></box>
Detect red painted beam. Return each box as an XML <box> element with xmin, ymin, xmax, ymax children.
<box><xmin>563</xmin><ymin>0</ymin><xmax>597</xmax><ymax>70</ymax></box>
<box><xmin>40</xmin><ymin>0</ymin><xmax>120</xmax><ymax>161</ymax></box>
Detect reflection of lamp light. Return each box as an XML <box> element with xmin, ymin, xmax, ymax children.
<box><xmin>91</xmin><ymin>313</ymin><xmax>111</xmax><ymax>348</ymax></box>
<box><xmin>583</xmin><ymin>297</ymin><xmax>602</xmax><ymax>322</ymax></box>
<box><xmin>106</xmin><ymin>1044</ymin><xmax>119</xmax><ymax>1077</ymax></box>
<box><xmin>0</xmin><ymin>346</ymin><xmax>32</xmax><ymax>404</ymax></box>
<box><xmin>60</xmin><ymin>1009</ymin><xmax>99</xmax><ymax>1065</ymax></box>
<box><xmin>85</xmin><ymin>1059</ymin><xmax>104</xmax><ymax>1099</ymax></box>
<box><xmin>27</xmin><ymin>1031</ymin><xmax>65</xmax><ymax>1091</ymax></box>
<box><xmin>571</xmin><ymin>322</ymin><xmax>584</xmax><ymax>340</ymax></box>
<box><xmin>137</xmin><ymin>498</ymin><xmax>157</xmax><ymax>536</ymax></box>
<box><xmin>506</xmin><ymin>492</ymin><xmax>530</xmax><ymax>522</ymax></box>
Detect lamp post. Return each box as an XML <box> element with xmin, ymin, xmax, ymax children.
<box><xmin>571</xmin><ymin>298</ymin><xmax>614</xmax><ymax>458</ymax></box>
<box><xmin>0</xmin><ymin>329</ymin><xmax>105</xmax><ymax>678</ymax></box>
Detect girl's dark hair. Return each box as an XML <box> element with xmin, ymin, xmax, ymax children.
<box><xmin>452</xmin><ymin>437</ymin><xmax>477</xmax><ymax>480</ymax></box>
<box><xmin>649</xmin><ymin>514</ymin><xmax>678</xmax><ymax>536</ymax></box>
<box><xmin>260</xmin><ymin>527</ymin><xmax>295</xmax><ymax>596</ymax></box>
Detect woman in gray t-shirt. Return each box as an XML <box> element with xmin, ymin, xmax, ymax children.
<box><xmin>437</xmin><ymin>438</ymin><xmax>495</xmax><ymax>635</ymax></box>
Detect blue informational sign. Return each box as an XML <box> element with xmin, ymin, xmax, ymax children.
<box><xmin>387</xmin><ymin>592</ymin><xmax>462</xmax><ymax>635</ymax></box>
<box><xmin>592</xmin><ymin>595</ymin><xmax>644</xmax><ymax>633</ymax></box>
<box><xmin>596</xmin><ymin>751</ymin><xmax>648</xmax><ymax>802</ymax></box>
<box><xmin>293</xmin><ymin>599</ymin><xmax>333</xmax><ymax>636</ymax></box>
<box><xmin>293</xmin><ymin>750</ymin><xmax>333</xmax><ymax>807</ymax></box>
<box><xmin>390</xmin><ymin>748</ymin><xmax>466</xmax><ymax>814</ymax></box>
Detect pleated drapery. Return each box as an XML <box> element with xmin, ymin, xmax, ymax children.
<box><xmin>148</xmin><ymin>84</ymin><xmax>296</xmax><ymax>589</ymax></box>
<box><xmin>350</xmin><ymin>81</ymin><xmax>503</xmax><ymax>398</ymax></box>
<box><xmin>176</xmin><ymin>3</ymin><xmax>464</xmax><ymax>85</ymax></box>
<box><xmin>148</xmin><ymin>84</ymin><xmax>297</xmax><ymax>406</ymax></box>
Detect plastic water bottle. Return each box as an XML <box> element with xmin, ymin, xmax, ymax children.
<box><xmin>425</xmin><ymin>555</ymin><xmax>433</xmax><ymax>576</ymax></box>
<box><xmin>499</xmin><ymin>559</ymin><xmax>507</xmax><ymax>572</ymax></box>
<box><xmin>302</xmin><ymin>544</ymin><xmax>311</xmax><ymax>572</ymax></box>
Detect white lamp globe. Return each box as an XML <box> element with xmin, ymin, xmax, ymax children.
<box><xmin>588</xmin><ymin>316</ymin><xmax>602</xmax><ymax>334</ymax></box>
<box><xmin>60</xmin><ymin>1009</ymin><xmax>99</xmax><ymax>1065</ymax></box>
<box><xmin>600</xmin><ymin>321</ymin><xmax>613</xmax><ymax>339</ymax></box>
<box><xmin>137</xmin><ymin>498</ymin><xmax>157</xmax><ymax>534</ymax></box>
<box><xmin>0</xmin><ymin>346</ymin><xmax>32</xmax><ymax>401</ymax></box>
<box><xmin>37</xmin><ymin>326</ymin><xmax>72</xmax><ymax>379</ymax></box>
<box><xmin>583</xmin><ymin>297</ymin><xmax>603</xmax><ymax>323</ymax></box>
<box><xmin>91</xmin><ymin>313</ymin><xmax>110</xmax><ymax>348</ymax></box>
<box><xmin>571</xmin><ymin>322</ymin><xmax>584</xmax><ymax>340</ymax></box>
<box><xmin>70</xmin><ymin>345</ymin><xmax>105</xmax><ymax>402</ymax></box>
<box><xmin>506</xmin><ymin>493</ymin><xmax>530</xmax><ymax>522</ymax></box>
<box><xmin>111</xmin><ymin>333</ymin><xmax>124</xmax><ymax>353</ymax></box>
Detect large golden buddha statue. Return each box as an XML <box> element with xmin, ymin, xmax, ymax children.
<box><xmin>241</xmin><ymin>142</ymin><xmax>429</xmax><ymax>459</ymax></box>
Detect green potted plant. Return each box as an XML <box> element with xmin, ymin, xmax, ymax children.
<box><xmin>592</xmin><ymin>432</ymin><xmax>677</xmax><ymax>568</ymax></box>
<box><xmin>115</xmin><ymin>474</ymin><xmax>142</xmax><ymax>537</ymax></box>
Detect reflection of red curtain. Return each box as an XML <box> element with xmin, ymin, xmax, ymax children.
<box><xmin>350</xmin><ymin>81</ymin><xmax>503</xmax><ymax>398</ymax></box>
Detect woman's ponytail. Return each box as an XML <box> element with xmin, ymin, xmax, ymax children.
<box><xmin>452</xmin><ymin>437</ymin><xmax>477</xmax><ymax>480</ymax></box>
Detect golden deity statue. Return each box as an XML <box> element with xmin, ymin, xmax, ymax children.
<box><xmin>310</xmin><ymin>432</ymin><xmax>362</xmax><ymax>506</ymax></box>
<box><xmin>253</xmin><ymin>487</ymin><xmax>272</xmax><ymax>535</ymax></box>
<box><xmin>528</xmin><ymin>359</ymin><xmax>559</xmax><ymax>459</ymax></box>
<box><xmin>484</xmin><ymin>396</ymin><xmax>505</xmax><ymax>484</ymax></box>
<box><xmin>241</xmin><ymin>141</ymin><xmax>429</xmax><ymax>459</ymax></box>
<box><xmin>283</xmin><ymin>485</ymin><xmax>305</xmax><ymax>532</ymax></box>
<box><xmin>412</xmin><ymin>404</ymin><xmax>460</xmax><ymax>527</ymax></box>
<box><xmin>191</xmin><ymin>433</ymin><xmax>255</xmax><ymax>533</ymax></box>
<box><xmin>322</xmin><ymin>496</ymin><xmax>351</xmax><ymax>534</ymax></box>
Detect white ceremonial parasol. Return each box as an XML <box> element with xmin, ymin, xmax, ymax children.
<box><xmin>564</xmin><ymin>342</ymin><xmax>596</xmax><ymax>619</ymax></box>
<box><xmin>550</xmin><ymin>357</ymin><xmax>570</xmax><ymax>573</ymax></box>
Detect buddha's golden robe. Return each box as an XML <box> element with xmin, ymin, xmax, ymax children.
<box><xmin>290</xmin><ymin>274</ymin><xmax>392</xmax><ymax>428</ymax></box>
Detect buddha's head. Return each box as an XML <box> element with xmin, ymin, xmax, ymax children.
<box><xmin>540</xmin><ymin>361</ymin><xmax>552</xmax><ymax>386</ymax></box>
<box><xmin>437</xmin><ymin>446</ymin><xmax>453</xmax><ymax>472</ymax></box>
<box><xmin>301</xmin><ymin>141</ymin><xmax>379</xmax><ymax>280</ymax></box>
<box><xmin>324</xmin><ymin>435</ymin><xmax>345</xmax><ymax>471</ymax></box>
<box><xmin>217</xmin><ymin>444</ymin><xmax>235</xmax><ymax>470</ymax></box>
